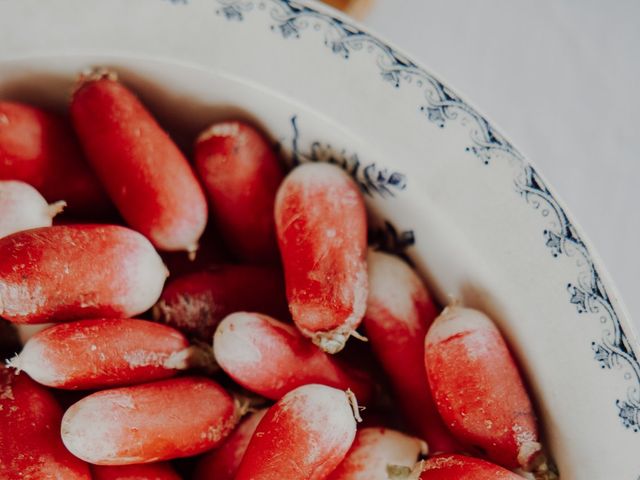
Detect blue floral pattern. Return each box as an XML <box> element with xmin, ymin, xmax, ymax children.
<box><xmin>288</xmin><ymin>116</ymin><xmax>407</xmax><ymax>198</ymax></box>
<box><xmin>208</xmin><ymin>0</ymin><xmax>640</xmax><ymax>430</ymax></box>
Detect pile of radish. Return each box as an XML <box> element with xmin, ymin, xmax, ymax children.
<box><xmin>0</xmin><ymin>69</ymin><xmax>557</xmax><ymax>479</ymax></box>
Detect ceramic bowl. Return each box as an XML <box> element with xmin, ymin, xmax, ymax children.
<box><xmin>1</xmin><ymin>1</ymin><xmax>638</xmax><ymax>477</ymax></box>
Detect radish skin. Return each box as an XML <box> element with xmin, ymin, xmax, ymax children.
<box><xmin>424</xmin><ymin>306</ymin><xmax>542</xmax><ymax>470</ymax></box>
<box><xmin>328</xmin><ymin>427</ymin><xmax>426</xmax><ymax>480</ymax></box>
<box><xmin>195</xmin><ymin>121</ymin><xmax>284</xmax><ymax>263</ymax></box>
<box><xmin>235</xmin><ymin>384</ymin><xmax>358</xmax><ymax>480</ymax></box>
<box><xmin>194</xmin><ymin>408</ymin><xmax>268</xmax><ymax>480</ymax></box>
<box><xmin>61</xmin><ymin>376</ymin><xmax>238</xmax><ymax>465</ymax></box>
<box><xmin>153</xmin><ymin>265</ymin><xmax>288</xmax><ymax>342</ymax></box>
<box><xmin>9</xmin><ymin>318</ymin><xmax>191</xmax><ymax>389</ymax></box>
<box><xmin>91</xmin><ymin>463</ymin><xmax>181</xmax><ymax>480</ymax></box>
<box><xmin>0</xmin><ymin>101</ymin><xmax>110</xmax><ymax>216</ymax></box>
<box><xmin>399</xmin><ymin>454</ymin><xmax>525</xmax><ymax>479</ymax></box>
<box><xmin>0</xmin><ymin>365</ymin><xmax>91</xmax><ymax>479</ymax></box>
<box><xmin>214</xmin><ymin>312</ymin><xmax>373</xmax><ymax>402</ymax></box>
<box><xmin>275</xmin><ymin>163</ymin><xmax>368</xmax><ymax>353</ymax></box>
<box><xmin>70</xmin><ymin>70</ymin><xmax>208</xmax><ymax>252</ymax></box>
<box><xmin>0</xmin><ymin>225</ymin><xmax>168</xmax><ymax>324</ymax></box>
<box><xmin>0</xmin><ymin>180</ymin><xmax>65</xmax><ymax>238</ymax></box>
<box><xmin>364</xmin><ymin>250</ymin><xmax>460</xmax><ymax>452</ymax></box>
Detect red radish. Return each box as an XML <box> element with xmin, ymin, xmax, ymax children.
<box><xmin>235</xmin><ymin>384</ymin><xmax>358</xmax><ymax>480</ymax></box>
<box><xmin>153</xmin><ymin>265</ymin><xmax>289</xmax><ymax>341</ymax></box>
<box><xmin>214</xmin><ymin>312</ymin><xmax>373</xmax><ymax>402</ymax></box>
<box><xmin>92</xmin><ymin>463</ymin><xmax>181</xmax><ymax>480</ymax></box>
<box><xmin>0</xmin><ymin>101</ymin><xmax>110</xmax><ymax>217</ymax></box>
<box><xmin>195</xmin><ymin>121</ymin><xmax>284</xmax><ymax>263</ymax></box>
<box><xmin>0</xmin><ymin>365</ymin><xmax>91</xmax><ymax>479</ymax></box>
<box><xmin>364</xmin><ymin>250</ymin><xmax>460</xmax><ymax>452</ymax></box>
<box><xmin>424</xmin><ymin>306</ymin><xmax>542</xmax><ymax>471</ymax></box>
<box><xmin>61</xmin><ymin>376</ymin><xmax>238</xmax><ymax>465</ymax></box>
<box><xmin>8</xmin><ymin>318</ymin><xmax>199</xmax><ymax>389</ymax></box>
<box><xmin>194</xmin><ymin>408</ymin><xmax>268</xmax><ymax>480</ymax></box>
<box><xmin>390</xmin><ymin>454</ymin><xmax>524</xmax><ymax>479</ymax></box>
<box><xmin>0</xmin><ymin>225</ymin><xmax>168</xmax><ymax>324</ymax></box>
<box><xmin>70</xmin><ymin>69</ymin><xmax>207</xmax><ymax>253</ymax></box>
<box><xmin>274</xmin><ymin>162</ymin><xmax>368</xmax><ymax>353</ymax></box>
<box><xmin>0</xmin><ymin>180</ymin><xmax>65</xmax><ymax>238</ymax></box>
<box><xmin>327</xmin><ymin>427</ymin><xmax>426</xmax><ymax>480</ymax></box>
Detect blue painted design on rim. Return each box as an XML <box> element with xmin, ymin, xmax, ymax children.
<box><xmin>288</xmin><ymin>116</ymin><xmax>407</xmax><ymax>199</ymax></box>
<box><xmin>210</xmin><ymin>0</ymin><xmax>640</xmax><ymax>430</ymax></box>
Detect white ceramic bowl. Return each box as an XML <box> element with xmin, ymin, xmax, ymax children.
<box><xmin>1</xmin><ymin>1</ymin><xmax>638</xmax><ymax>478</ymax></box>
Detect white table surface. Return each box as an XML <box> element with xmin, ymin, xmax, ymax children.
<box><xmin>363</xmin><ymin>0</ymin><xmax>640</xmax><ymax>329</ymax></box>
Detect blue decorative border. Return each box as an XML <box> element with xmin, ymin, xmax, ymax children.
<box><xmin>208</xmin><ymin>0</ymin><xmax>640</xmax><ymax>430</ymax></box>
<box><xmin>288</xmin><ymin>115</ymin><xmax>407</xmax><ymax>198</ymax></box>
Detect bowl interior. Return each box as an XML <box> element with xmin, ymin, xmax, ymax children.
<box><xmin>0</xmin><ymin>35</ymin><xmax>638</xmax><ymax>476</ymax></box>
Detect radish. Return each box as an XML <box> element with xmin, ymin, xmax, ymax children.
<box><xmin>195</xmin><ymin>121</ymin><xmax>284</xmax><ymax>263</ymax></box>
<box><xmin>424</xmin><ymin>306</ymin><xmax>543</xmax><ymax>471</ymax></box>
<box><xmin>327</xmin><ymin>427</ymin><xmax>426</xmax><ymax>480</ymax></box>
<box><xmin>61</xmin><ymin>376</ymin><xmax>238</xmax><ymax>465</ymax></box>
<box><xmin>214</xmin><ymin>312</ymin><xmax>373</xmax><ymax>402</ymax></box>
<box><xmin>364</xmin><ymin>250</ymin><xmax>460</xmax><ymax>452</ymax></box>
<box><xmin>274</xmin><ymin>162</ymin><xmax>368</xmax><ymax>353</ymax></box>
<box><xmin>7</xmin><ymin>318</ymin><xmax>212</xmax><ymax>389</ymax></box>
<box><xmin>0</xmin><ymin>365</ymin><xmax>91</xmax><ymax>479</ymax></box>
<box><xmin>388</xmin><ymin>454</ymin><xmax>525</xmax><ymax>479</ymax></box>
<box><xmin>0</xmin><ymin>101</ymin><xmax>110</xmax><ymax>217</ymax></box>
<box><xmin>153</xmin><ymin>265</ymin><xmax>289</xmax><ymax>342</ymax></box>
<box><xmin>0</xmin><ymin>225</ymin><xmax>168</xmax><ymax>324</ymax></box>
<box><xmin>194</xmin><ymin>408</ymin><xmax>268</xmax><ymax>480</ymax></box>
<box><xmin>235</xmin><ymin>384</ymin><xmax>359</xmax><ymax>480</ymax></box>
<box><xmin>0</xmin><ymin>180</ymin><xmax>65</xmax><ymax>238</ymax></box>
<box><xmin>91</xmin><ymin>462</ymin><xmax>181</xmax><ymax>480</ymax></box>
<box><xmin>70</xmin><ymin>69</ymin><xmax>208</xmax><ymax>253</ymax></box>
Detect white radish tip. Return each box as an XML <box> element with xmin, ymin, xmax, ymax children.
<box><xmin>312</xmin><ymin>330</ymin><xmax>348</xmax><ymax>354</ymax></box>
<box><xmin>529</xmin><ymin>459</ymin><xmax>559</xmax><ymax>480</ymax></box>
<box><xmin>233</xmin><ymin>394</ymin><xmax>255</xmax><ymax>419</ymax></box>
<box><xmin>197</xmin><ymin>121</ymin><xmax>241</xmax><ymax>143</ymax></box>
<box><xmin>445</xmin><ymin>295</ymin><xmax>463</xmax><ymax>309</ymax></box>
<box><xmin>5</xmin><ymin>353</ymin><xmax>21</xmax><ymax>373</ymax></box>
<box><xmin>345</xmin><ymin>389</ymin><xmax>363</xmax><ymax>423</ymax></box>
<box><xmin>164</xmin><ymin>344</ymin><xmax>219</xmax><ymax>374</ymax></box>
<box><xmin>161</xmin><ymin>262</ymin><xmax>170</xmax><ymax>279</ymax></box>
<box><xmin>312</xmin><ymin>321</ymin><xmax>365</xmax><ymax>353</ymax></box>
<box><xmin>518</xmin><ymin>441</ymin><xmax>543</xmax><ymax>471</ymax></box>
<box><xmin>437</xmin><ymin>296</ymin><xmax>465</xmax><ymax>321</ymax></box>
<box><xmin>186</xmin><ymin>243</ymin><xmax>199</xmax><ymax>262</ymax></box>
<box><xmin>520</xmin><ymin>445</ymin><xmax>558</xmax><ymax>479</ymax></box>
<box><xmin>350</xmin><ymin>329</ymin><xmax>368</xmax><ymax>342</ymax></box>
<box><xmin>73</xmin><ymin>67</ymin><xmax>119</xmax><ymax>95</ymax></box>
<box><xmin>47</xmin><ymin>200</ymin><xmax>66</xmax><ymax>219</ymax></box>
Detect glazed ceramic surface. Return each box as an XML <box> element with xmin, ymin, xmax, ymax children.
<box><xmin>0</xmin><ymin>1</ymin><xmax>638</xmax><ymax>477</ymax></box>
